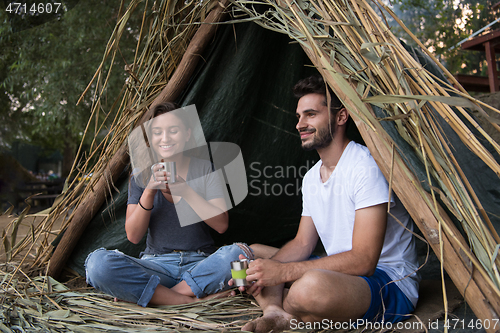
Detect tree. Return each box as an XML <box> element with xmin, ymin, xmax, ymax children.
<box><xmin>0</xmin><ymin>0</ymin><xmax>139</xmax><ymax>177</ymax></box>
<box><xmin>387</xmin><ymin>0</ymin><xmax>500</xmax><ymax>75</ymax></box>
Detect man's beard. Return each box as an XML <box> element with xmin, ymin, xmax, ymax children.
<box><xmin>301</xmin><ymin>123</ymin><xmax>335</xmax><ymax>151</ymax></box>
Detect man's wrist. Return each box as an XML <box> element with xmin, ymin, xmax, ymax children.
<box><xmin>281</xmin><ymin>261</ymin><xmax>306</xmax><ymax>283</ymax></box>
<box><xmin>280</xmin><ymin>262</ymin><xmax>296</xmax><ymax>283</ymax></box>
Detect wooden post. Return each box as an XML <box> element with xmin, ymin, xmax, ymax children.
<box><xmin>485</xmin><ymin>41</ymin><xmax>499</xmax><ymax>93</ymax></box>
<box><xmin>47</xmin><ymin>0</ymin><xmax>230</xmax><ymax>279</ymax></box>
<box><xmin>47</xmin><ymin>145</ymin><xmax>129</xmax><ymax>278</ymax></box>
<box><xmin>149</xmin><ymin>0</ymin><xmax>230</xmax><ymax>109</ymax></box>
<box><xmin>359</xmin><ymin>123</ymin><xmax>500</xmax><ymax>332</ymax></box>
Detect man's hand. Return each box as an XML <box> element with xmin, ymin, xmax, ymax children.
<box><xmin>246</xmin><ymin>258</ymin><xmax>285</xmax><ymax>287</ymax></box>
<box><xmin>228</xmin><ymin>254</ymin><xmax>264</xmax><ymax>297</ymax></box>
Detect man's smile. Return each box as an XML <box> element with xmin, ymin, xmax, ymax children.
<box><xmin>300</xmin><ymin>129</ymin><xmax>315</xmax><ymax>139</ymax></box>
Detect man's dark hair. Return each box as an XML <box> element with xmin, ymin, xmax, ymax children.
<box><xmin>292</xmin><ymin>75</ymin><xmax>344</xmax><ymax>115</ymax></box>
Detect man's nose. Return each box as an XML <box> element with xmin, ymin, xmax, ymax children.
<box><xmin>296</xmin><ymin>116</ymin><xmax>306</xmax><ymax>131</ymax></box>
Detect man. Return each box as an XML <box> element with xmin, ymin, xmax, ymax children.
<box><xmin>238</xmin><ymin>75</ymin><xmax>420</xmax><ymax>332</ymax></box>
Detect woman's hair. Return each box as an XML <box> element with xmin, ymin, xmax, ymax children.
<box><xmin>151</xmin><ymin>102</ymin><xmax>191</xmax><ymax>130</ymax></box>
<box><xmin>153</xmin><ymin>101</ymin><xmax>178</xmax><ymax>115</ymax></box>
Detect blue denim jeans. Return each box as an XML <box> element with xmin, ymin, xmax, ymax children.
<box><xmin>85</xmin><ymin>243</ymin><xmax>252</xmax><ymax>307</ymax></box>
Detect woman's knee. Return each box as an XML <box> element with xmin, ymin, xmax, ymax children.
<box><xmin>212</xmin><ymin>243</ymin><xmax>253</xmax><ymax>262</ymax></box>
<box><xmin>183</xmin><ymin>243</ymin><xmax>253</xmax><ymax>297</ymax></box>
<box><xmin>249</xmin><ymin>244</ymin><xmax>278</xmax><ymax>259</ymax></box>
<box><xmin>85</xmin><ymin>248</ymin><xmax>121</xmax><ymax>286</ymax></box>
<box><xmin>234</xmin><ymin>243</ymin><xmax>254</xmax><ymax>260</ymax></box>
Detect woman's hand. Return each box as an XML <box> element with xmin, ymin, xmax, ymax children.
<box><xmin>163</xmin><ymin>174</ymin><xmax>190</xmax><ymax>197</ymax></box>
<box><xmin>146</xmin><ymin>163</ymin><xmax>168</xmax><ymax>191</ymax></box>
<box><xmin>146</xmin><ymin>161</ymin><xmax>191</xmax><ymax>197</ymax></box>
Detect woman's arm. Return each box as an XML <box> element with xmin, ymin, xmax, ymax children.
<box><xmin>162</xmin><ymin>184</ymin><xmax>228</xmax><ymax>233</ymax></box>
<box><xmin>125</xmin><ymin>164</ymin><xmax>173</xmax><ymax>243</ymax></box>
<box><xmin>125</xmin><ymin>188</ymin><xmax>156</xmax><ymax>244</ymax></box>
<box><xmin>184</xmin><ymin>194</ymin><xmax>228</xmax><ymax>233</ymax></box>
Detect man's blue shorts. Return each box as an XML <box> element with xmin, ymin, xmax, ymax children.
<box><xmin>361</xmin><ymin>268</ymin><xmax>414</xmax><ymax>323</ymax></box>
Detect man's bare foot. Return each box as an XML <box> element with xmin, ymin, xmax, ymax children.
<box><xmin>242</xmin><ymin>305</ymin><xmax>297</xmax><ymax>333</ymax></box>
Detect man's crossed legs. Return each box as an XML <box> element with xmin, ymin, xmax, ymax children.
<box><xmin>241</xmin><ymin>245</ymin><xmax>414</xmax><ymax>333</ymax></box>
<box><xmin>242</xmin><ymin>269</ymin><xmax>371</xmax><ymax>332</ymax></box>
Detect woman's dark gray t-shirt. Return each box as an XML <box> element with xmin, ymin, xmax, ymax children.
<box><xmin>127</xmin><ymin>157</ymin><xmax>226</xmax><ymax>255</ymax></box>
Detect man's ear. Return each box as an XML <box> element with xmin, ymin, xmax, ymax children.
<box><xmin>336</xmin><ymin>108</ymin><xmax>349</xmax><ymax>126</ymax></box>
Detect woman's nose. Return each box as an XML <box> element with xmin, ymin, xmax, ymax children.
<box><xmin>161</xmin><ymin>132</ymin><xmax>171</xmax><ymax>142</ymax></box>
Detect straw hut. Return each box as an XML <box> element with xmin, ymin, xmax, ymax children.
<box><xmin>3</xmin><ymin>0</ymin><xmax>500</xmax><ymax>331</ymax></box>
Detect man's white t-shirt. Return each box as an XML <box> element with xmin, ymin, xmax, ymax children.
<box><xmin>302</xmin><ymin>141</ymin><xmax>420</xmax><ymax>307</ymax></box>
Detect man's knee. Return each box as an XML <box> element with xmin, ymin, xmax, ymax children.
<box><xmin>284</xmin><ymin>269</ymin><xmax>329</xmax><ymax>314</ymax></box>
<box><xmin>285</xmin><ymin>270</ymin><xmax>371</xmax><ymax>322</ymax></box>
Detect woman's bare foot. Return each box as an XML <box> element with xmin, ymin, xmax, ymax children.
<box><xmin>241</xmin><ymin>305</ymin><xmax>298</xmax><ymax>333</ymax></box>
<box><xmin>149</xmin><ymin>284</ymin><xmax>197</xmax><ymax>305</ymax></box>
<box><xmin>198</xmin><ymin>289</ymin><xmax>233</xmax><ymax>301</ymax></box>
<box><xmin>113</xmin><ymin>297</ymin><xmax>134</xmax><ymax>304</ymax></box>
<box><xmin>171</xmin><ymin>281</ymin><xmax>233</xmax><ymax>303</ymax></box>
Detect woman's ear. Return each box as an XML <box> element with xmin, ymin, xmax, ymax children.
<box><xmin>186</xmin><ymin>128</ymin><xmax>192</xmax><ymax>142</ymax></box>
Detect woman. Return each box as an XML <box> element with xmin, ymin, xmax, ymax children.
<box><xmin>85</xmin><ymin>102</ymin><xmax>253</xmax><ymax>306</ymax></box>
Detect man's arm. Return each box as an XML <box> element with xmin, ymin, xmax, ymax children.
<box><xmin>272</xmin><ymin>215</ymin><xmax>319</xmax><ymax>262</ymax></box>
<box><xmin>247</xmin><ymin>203</ymin><xmax>388</xmax><ymax>287</ymax></box>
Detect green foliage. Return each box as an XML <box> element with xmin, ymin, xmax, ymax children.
<box><xmin>0</xmin><ymin>0</ymin><xmax>139</xmax><ymax>175</ymax></box>
<box><xmin>390</xmin><ymin>0</ymin><xmax>500</xmax><ymax>75</ymax></box>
